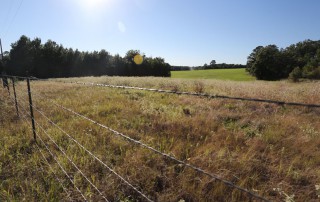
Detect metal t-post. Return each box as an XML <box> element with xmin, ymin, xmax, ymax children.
<box><xmin>27</xmin><ymin>77</ymin><xmax>36</xmax><ymax>141</ymax></box>
<box><xmin>11</xmin><ymin>77</ymin><xmax>19</xmax><ymax>117</ymax></box>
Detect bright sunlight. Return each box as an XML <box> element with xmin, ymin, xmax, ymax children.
<box><xmin>76</xmin><ymin>0</ymin><xmax>113</xmax><ymax>12</ymax></box>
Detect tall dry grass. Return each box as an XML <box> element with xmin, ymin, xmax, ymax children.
<box><xmin>0</xmin><ymin>76</ymin><xmax>319</xmax><ymax>201</ymax></box>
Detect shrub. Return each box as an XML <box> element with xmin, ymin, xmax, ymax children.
<box><xmin>289</xmin><ymin>67</ymin><xmax>302</xmax><ymax>82</ymax></box>
<box><xmin>302</xmin><ymin>65</ymin><xmax>320</xmax><ymax>79</ymax></box>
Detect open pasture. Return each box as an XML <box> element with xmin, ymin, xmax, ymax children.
<box><xmin>171</xmin><ymin>69</ymin><xmax>255</xmax><ymax>81</ymax></box>
<box><xmin>0</xmin><ymin>76</ymin><xmax>319</xmax><ymax>201</ymax></box>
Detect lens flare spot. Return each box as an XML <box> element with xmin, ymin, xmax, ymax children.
<box><xmin>118</xmin><ymin>21</ymin><xmax>126</xmax><ymax>33</ymax></box>
<box><xmin>134</xmin><ymin>54</ymin><xmax>143</xmax><ymax>65</ymax></box>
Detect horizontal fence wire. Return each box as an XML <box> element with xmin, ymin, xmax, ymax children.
<box><xmin>67</xmin><ymin>81</ymin><xmax>320</xmax><ymax>108</ymax></box>
<box><xmin>33</xmin><ymin>110</ymin><xmax>109</xmax><ymax>202</ymax></box>
<box><xmin>4</xmin><ymin>75</ymin><xmax>320</xmax><ymax>108</ymax></box>
<box><xmin>22</xmin><ymin>82</ymin><xmax>270</xmax><ymax>201</ymax></box>
<box><xmin>14</xmin><ymin>107</ymin><xmax>73</xmax><ymax>201</ymax></box>
<box><xmin>36</xmin><ymin>125</ymin><xmax>88</xmax><ymax>201</ymax></box>
<box><xmin>3</xmin><ymin>75</ymin><xmax>47</xmax><ymax>81</ymax></box>
<box><xmin>9</xmin><ymin>96</ymin><xmax>88</xmax><ymax>201</ymax></box>
<box><xmin>35</xmin><ymin>143</ymin><xmax>73</xmax><ymax>200</ymax></box>
<box><xmin>12</xmin><ymin>92</ymin><xmax>110</xmax><ymax>201</ymax></box>
<box><xmin>10</xmin><ymin>104</ymin><xmax>72</xmax><ymax>200</ymax></box>
<box><xmin>13</xmin><ymin>88</ymin><xmax>153</xmax><ymax>202</ymax></box>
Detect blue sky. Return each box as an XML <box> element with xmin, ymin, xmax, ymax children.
<box><xmin>0</xmin><ymin>0</ymin><xmax>320</xmax><ymax>66</ymax></box>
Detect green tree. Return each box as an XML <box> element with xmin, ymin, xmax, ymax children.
<box><xmin>246</xmin><ymin>46</ymin><xmax>263</xmax><ymax>75</ymax></box>
<box><xmin>209</xmin><ymin>60</ymin><xmax>216</xmax><ymax>68</ymax></box>
<box><xmin>111</xmin><ymin>54</ymin><xmax>126</xmax><ymax>76</ymax></box>
<box><xmin>247</xmin><ymin>45</ymin><xmax>292</xmax><ymax>80</ymax></box>
<box><xmin>5</xmin><ymin>35</ymin><xmax>172</xmax><ymax>78</ymax></box>
<box><xmin>7</xmin><ymin>35</ymin><xmax>33</xmax><ymax>76</ymax></box>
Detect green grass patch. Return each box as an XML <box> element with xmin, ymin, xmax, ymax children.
<box><xmin>171</xmin><ymin>68</ymin><xmax>255</xmax><ymax>81</ymax></box>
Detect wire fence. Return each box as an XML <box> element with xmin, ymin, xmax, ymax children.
<box><xmin>11</xmin><ymin>85</ymin><xmax>153</xmax><ymax>202</ymax></box>
<box><xmin>24</xmin><ymin>85</ymin><xmax>268</xmax><ymax>201</ymax></box>
<box><xmin>6</xmin><ymin>92</ymin><xmax>88</xmax><ymax>201</ymax></box>
<box><xmin>5</xmin><ymin>75</ymin><xmax>320</xmax><ymax>108</ymax></box>
<box><xmin>12</xmin><ymin>88</ymin><xmax>153</xmax><ymax>201</ymax></box>
<box><xmin>5</xmin><ymin>75</ymin><xmax>318</xmax><ymax>201</ymax></box>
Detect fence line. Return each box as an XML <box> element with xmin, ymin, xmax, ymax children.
<box><xmin>16</xmin><ymin>106</ymin><xmax>72</xmax><ymax>199</ymax></box>
<box><xmin>50</xmin><ymin>79</ymin><xmax>320</xmax><ymax>108</ymax></box>
<box><xmin>33</xmin><ymin>111</ymin><xmax>109</xmax><ymax>202</ymax></box>
<box><xmin>4</xmin><ymin>75</ymin><xmax>320</xmax><ymax>108</ymax></box>
<box><xmin>2</xmin><ymin>76</ymin><xmax>272</xmax><ymax>201</ymax></box>
<box><xmin>24</xmin><ymin>81</ymin><xmax>269</xmax><ymax>201</ymax></box>
<box><xmin>36</xmin><ymin>126</ymin><xmax>88</xmax><ymax>201</ymax></box>
<box><xmin>12</xmin><ymin>88</ymin><xmax>153</xmax><ymax>202</ymax></box>
<box><xmin>37</xmin><ymin>145</ymin><xmax>72</xmax><ymax>196</ymax></box>
<box><xmin>9</xmin><ymin>96</ymin><xmax>88</xmax><ymax>201</ymax></box>
<box><xmin>35</xmin><ymin>143</ymin><xmax>73</xmax><ymax>201</ymax></box>
<box><xmin>9</xmin><ymin>103</ymin><xmax>72</xmax><ymax>200</ymax></box>
<box><xmin>19</xmin><ymin>96</ymin><xmax>110</xmax><ymax>201</ymax></box>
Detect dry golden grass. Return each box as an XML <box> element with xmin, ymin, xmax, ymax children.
<box><xmin>1</xmin><ymin>76</ymin><xmax>320</xmax><ymax>201</ymax></box>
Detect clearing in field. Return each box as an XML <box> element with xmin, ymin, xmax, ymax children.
<box><xmin>171</xmin><ymin>68</ymin><xmax>255</xmax><ymax>81</ymax></box>
<box><xmin>0</xmin><ymin>76</ymin><xmax>319</xmax><ymax>201</ymax></box>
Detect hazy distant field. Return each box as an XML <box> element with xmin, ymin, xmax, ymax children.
<box><xmin>171</xmin><ymin>68</ymin><xmax>255</xmax><ymax>81</ymax></box>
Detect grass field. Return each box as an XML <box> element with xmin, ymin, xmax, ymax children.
<box><xmin>171</xmin><ymin>68</ymin><xmax>255</xmax><ymax>81</ymax></box>
<box><xmin>1</xmin><ymin>76</ymin><xmax>320</xmax><ymax>201</ymax></box>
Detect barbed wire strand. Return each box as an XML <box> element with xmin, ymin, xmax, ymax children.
<box><xmin>16</xmin><ymin>85</ymin><xmax>270</xmax><ymax>201</ymax></box>
<box><xmin>12</xmin><ymin>98</ymin><xmax>87</xmax><ymax>201</ymax></box>
<box><xmin>15</xmin><ymin>108</ymin><xmax>73</xmax><ymax>200</ymax></box>
<box><xmin>7</xmin><ymin>101</ymin><xmax>73</xmax><ymax>201</ymax></box>
<box><xmin>12</xmin><ymin>94</ymin><xmax>110</xmax><ymax>202</ymax></box>
<box><xmin>10</xmin><ymin>98</ymin><xmax>88</xmax><ymax>201</ymax></box>
<box><xmin>35</xmin><ymin>142</ymin><xmax>74</xmax><ymax>201</ymax></box>
<box><xmin>61</xmin><ymin>80</ymin><xmax>320</xmax><ymax>108</ymax></box>
<box><xmin>13</xmin><ymin>90</ymin><xmax>153</xmax><ymax>202</ymax></box>
<box><xmin>4</xmin><ymin>75</ymin><xmax>320</xmax><ymax>108</ymax></box>
<box><xmin>34</xmin><ymin>112</ymin><xmax>110</xmax><ymax>202</ymax></box>
<box><xmin>36</xmin><ymin>125</ymin><xmax>88</xmax><ymax>201</ymax></box>
<box><xmin>24</xmin><ymin>85</ymin><xmax>269</xmax><ymax>201</ymax></box>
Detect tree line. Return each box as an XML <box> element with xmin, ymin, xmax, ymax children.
<box><xmin>246</xmin><ymin>40</ymin><xmax>320</xmax><ymax>81</ymax></box>
<box><xmin>171</xmin><ymin>60</ymin><xmax>245</xmax><ymax>71</ymax></box>
<box><xmin>0</xmin><ymin>35</ymin><xmax>171</xmax><ymax>78</ymax></box>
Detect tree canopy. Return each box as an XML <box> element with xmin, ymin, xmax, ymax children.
<box><xmin>2</xmin><ymin>35</ymin><xmax>171</xmax><ymax>78</ymax></box>
<box><xmin>246</xmin><ymin>40</ymin><xmax>320</xmax><ymax>81</ymax></box>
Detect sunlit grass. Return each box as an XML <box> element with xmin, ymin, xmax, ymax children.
<box><xmin>171</xmin><ymin>68</ymin><xmax>255</xmax><ymax>81</ymax></box>
<box><xmin>1</xmin><ymin>77</ymin><xmax>320</xmax><ymax>201</ymax></box>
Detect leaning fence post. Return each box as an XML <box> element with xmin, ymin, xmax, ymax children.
<box><xmin>27</xmin><ymin>77</ymin><xmax>36</xmax><ymax>141</ymax></box>
<box><xmin>4</xmin><ymin>76</ymin><xmax>10</xmax><ymax>95</ymax></box>
<box><xmin>11</xmin><ymin>77</ymin><xmax>19</xmax><ymax>117</ymax></box>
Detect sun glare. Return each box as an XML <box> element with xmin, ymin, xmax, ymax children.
<box><xmin>77</xmin><ymin>0</ymin><xmax>112</xmax><ymax>12</ymax></box>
